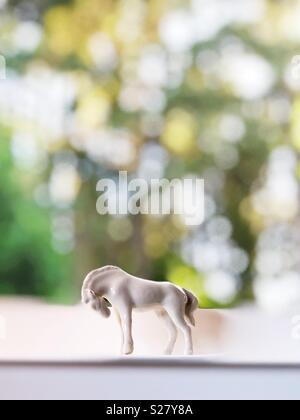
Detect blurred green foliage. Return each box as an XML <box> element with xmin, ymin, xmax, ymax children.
<box><xmin>0</xmin><ymin>128</ymin><xmax>72</xmax><ymax>300</ymax></box>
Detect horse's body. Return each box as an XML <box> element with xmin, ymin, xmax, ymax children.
<box><xmin>82</xmin><ymin>266</ymin><xmax>198</xmax><ymax>355</ymax></box>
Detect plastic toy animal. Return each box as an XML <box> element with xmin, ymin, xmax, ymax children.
<box><xmin>82</xmin><ymin>266</ymin><xmax>198</xmax><ymax>356</ymax></box>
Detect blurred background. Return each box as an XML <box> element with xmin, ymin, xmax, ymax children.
<box><xmin>1</xmin><ymin>0</ymin><xmax>300</xmax><ymax>311</ymax></box>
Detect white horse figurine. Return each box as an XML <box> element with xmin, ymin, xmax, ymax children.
<box><xmin>82</xmin><ymin>266</ymin><xmax>198</xmax><ymax>356</ymax></box>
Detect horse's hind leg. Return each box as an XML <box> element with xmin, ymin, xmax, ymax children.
<box><xmin>166</xmin><ymin>304</ymin><xmax>193</xmax><ymax>356</ymax></box>
<box><xmin>156</xmin><ymin>309</ymin><xmax>178</xmax><ymax>355</ymax></box>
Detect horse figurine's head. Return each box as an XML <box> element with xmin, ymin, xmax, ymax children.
<box><xmin>82</xmin><ymin>289</ymin><xmax>112</xmax><ymax>319</ymax></box>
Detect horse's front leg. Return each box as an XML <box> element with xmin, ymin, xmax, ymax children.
<box><xmin>119</xmin><ymin>306</ymin><xmax>134</xmax><ymax>355</ymax></box>
<box><xmin>115</xmin><ymin>309</ymin><xmax>124</xmax><ymax>354</ymax></box>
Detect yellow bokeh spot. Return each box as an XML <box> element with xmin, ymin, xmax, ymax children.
<box><xmin>297</xmin><ymin>163</ymin><xmax>300</xmax><ymax>181</ymax></box>
<box><xmin>291</xmin><ymin>97</ymin><xmax>300</xmax><ymax>151</ymax></box>
<box><xmin>144</xmin><ymin>231</ymin><xmax>168</xmax><ymax>259</ymax></box>
<box><xmin>45</xmin><ymin>6</ymin><xmax>77</xmax><ymax>56</ymax></box>
<box><xmin>45</xmin><ymin>0</ymin><xmax>110</xmax><ymax>59</ymax></box>
<box><xmin>162</xmin><ymin>109</ymin><xmax>197</xmax><ymax>156</ymax></box>
<box><xmin>77</xmin><ymin>88</ymin><xmax>111</xmax><ymax>128</ymax></box>
<box><xmin>239</xmin><ymin>198</ymin><xmax>264</xmax><ymax>234</ymax></box>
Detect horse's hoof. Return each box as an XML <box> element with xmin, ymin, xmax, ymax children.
<box><xmin>123</xmin><ymin>345</ymin><xmax>134</xmax><ymax>355</ymax></box>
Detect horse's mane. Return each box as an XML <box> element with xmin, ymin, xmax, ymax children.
<box><xmin>82</xmin><ymin>266</ymin><xmax>121</xmax><ymax>297</ymax></box>
<box><xmin>98</xmin><ymin>265</ymin><xmax>121</xmax><ymax>274</ymax></box>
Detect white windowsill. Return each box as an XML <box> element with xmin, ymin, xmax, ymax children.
<box><xmin>0</xmin><ymin>298</ymin><xmax>300</xmax><ymax>399</ymax></box>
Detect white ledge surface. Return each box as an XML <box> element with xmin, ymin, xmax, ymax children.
<box><xmin>1</xmin><ymin>298</ymin><xmax>300</xmax><ymax>399</ymax></box>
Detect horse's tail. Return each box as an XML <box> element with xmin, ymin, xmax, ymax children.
<box><xmin>182</xmin><ymin>288</ymin><xmax>199</xmax><ymax>327</ymax></box>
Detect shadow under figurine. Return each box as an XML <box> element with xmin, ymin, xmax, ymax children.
<box><xmin>82</xmin><ymin>266</ymin><xmax>199</xmax><ymax>356</ymax></box>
